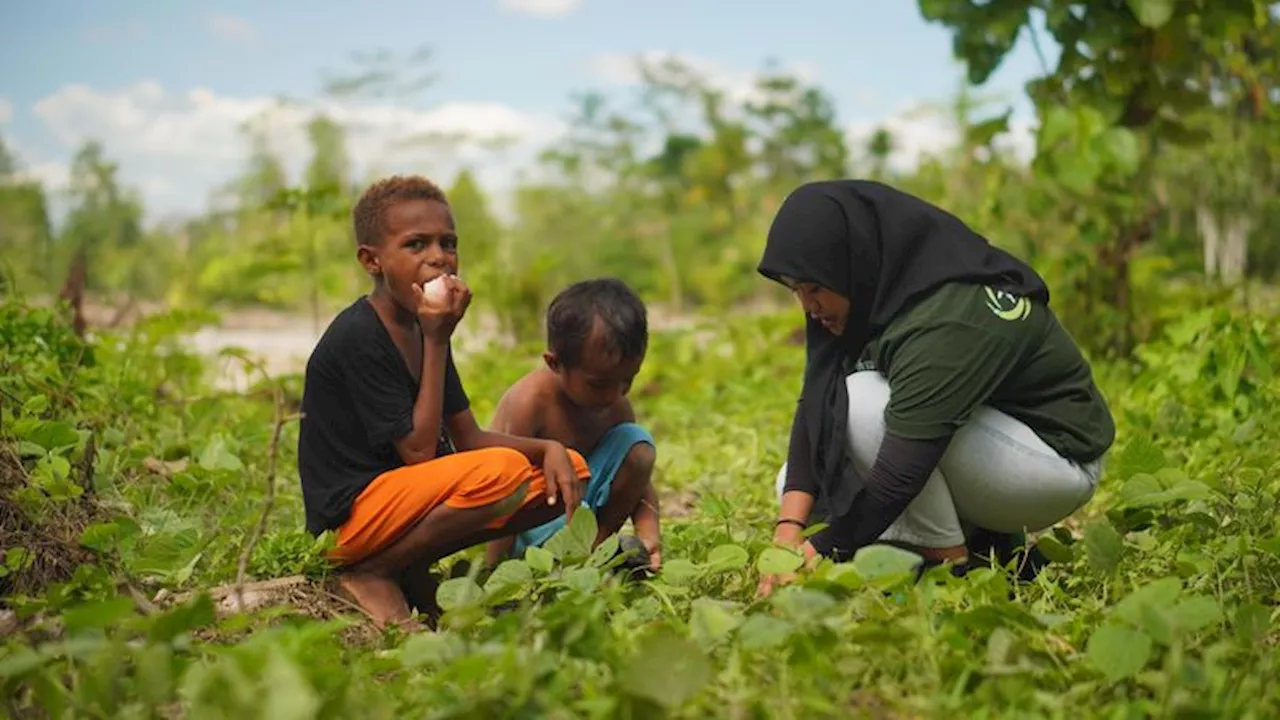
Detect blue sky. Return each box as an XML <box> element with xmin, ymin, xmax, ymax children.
<box><xmin>0</xmin><ymin>0</ymin><xmax>1059</xmax><ymax>223</ymax></box>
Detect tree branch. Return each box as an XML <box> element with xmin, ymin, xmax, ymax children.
<box><xmin>232</xmin><ymin>385</ymin><xmax>303</xmax><ymax>612</ymax></box>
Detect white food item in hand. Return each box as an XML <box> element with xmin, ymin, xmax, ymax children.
<box><xmin>421</xmin><ymin>275</ymin><xmax>451</xmax><ymax>305</ymax></box>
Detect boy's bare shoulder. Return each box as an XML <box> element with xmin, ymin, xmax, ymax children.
<box><xmin>507</xmin><ymin>367</ymin><xmax>559</xmax><ymax>401</ymax></box>
<box><xmin>493</xmin><ymin>367</ymin><xmax>557</xmax><ymax>428</ymax></box>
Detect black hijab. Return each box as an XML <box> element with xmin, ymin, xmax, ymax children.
<box><xmin>757</xmin><ymin>180</ymin><xmax>1049</xmax><ymax>518</ymax></box>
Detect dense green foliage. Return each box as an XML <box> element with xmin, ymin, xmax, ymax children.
<box><xmin>2</xmin><ymin>3</ymin><xmax>1277</xmax><ymax>357</ymax></box>
<box><xmin>2</xmin><ymin>289</ymin><xmax>1278</xmax><ymax>717</ymax></box>
<box><xmin>2</xmin><ymin>2</ymin><xmax>1279</xmax><ymax>716</ymax></box>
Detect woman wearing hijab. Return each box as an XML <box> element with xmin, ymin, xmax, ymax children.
<box><xmin>756</xmin><ymin>180</ymin><xmax>1115</xmax><ymax>592</ymax></box>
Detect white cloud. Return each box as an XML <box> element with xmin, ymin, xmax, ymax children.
<box><xmin>499</xmin><ymin>0</ymin><xmax>582</xmax><ymax>16</ymax></box>
<box><xmin>0</xmin><ymin>97</ymin><xmax>12</xmax><ymax>124</ymax></box>
<box><xmin>845</xmin><ymin>104</ymin><xmax>1036</xmax><ymax>173</ymax></box>
<box><xmin>207</xmin><ymin>14</ymin><xmax>259</xmax><ymax>44</ymax></box>
<box><xmin>590</xmin><ymin>51</ymin><xmax>819</xmax><ymax>107</ymax></box>
<box><xmin>846</xmin><ymin>108</ymin><xmax>958</xmax><ymax>172</ymax></box>
<box><xmin>30</xmin><ymin>81</ymin><xmax>565</xmax><ymax>221</ymax></box>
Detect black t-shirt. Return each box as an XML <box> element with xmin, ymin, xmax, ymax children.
<box><xmin>297</xmin><ymin>296</ymin><xmax>470</xmax><ymax>535</ymax></box>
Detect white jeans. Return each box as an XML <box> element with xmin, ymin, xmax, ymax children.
<box><xmin>775</xmin><ymin>371</ymin><xmax>1104</xmax><ymax>548</ymax></box>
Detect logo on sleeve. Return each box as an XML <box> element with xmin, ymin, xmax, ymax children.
<box><xmin>984</xmin><ymin>286</ymin><xmax>1031</xmax><ymax>321</ymax></box>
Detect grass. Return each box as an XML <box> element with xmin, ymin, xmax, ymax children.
<box><xmin>1</xmin><ymin>297</ymin><xmax>1278</xmax><ymax>719</ymax></box>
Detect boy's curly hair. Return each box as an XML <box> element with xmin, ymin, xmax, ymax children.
<box><xmin>352</xmin><ymin>175</ymin><xmax>448</xmax><ymax>247</ymax></box>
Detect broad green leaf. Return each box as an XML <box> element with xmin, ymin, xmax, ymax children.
<box><xmin>563</xmin><ymin>566</ymin><xmax>601</xmax><ymax>594</ymax></box>
<box><xmin>1111</xmin><ymin>435</ymin><xmax>1168</xmax><ymax>480</ymax></box>
<box><xmin>1257</xmin><ymin>537</ymin><xmax>1280</xmax><ymax>557</ymax></box>
<box><xmin>985</xmin><ymin>627</ymin><xmax>1017</xmax><ymax>669</ymax></box>
<box><xmin>1087</xmin><ymin>625</ymin><xmax>1153</xmax><ymax>681</ymax></box>
<box><xmin>756</xmin><ymin>547</ymin><xmax>803</xmax><ymax>576</ymax></box>
<box><xmin>1053</xmin><ymin>150</ymin><xmax>1102</xmax><ymax>194</ymax></box>
<box><xmin>134</xmin><ymin>644</ymin><xmax>175</xmax><ymax>708</ymax></box>
<box><xmin>525</xmin><ymin>546</ymin><xmax>554</xmax><ymax>573</ymax></box>
<box><xmin>261</xmin><ymin>646</ymin><xmax>321</xmax><ymax>720</ymax></box>
<box><xmin>0</xmin><ymin>647</ymin><xmax>47</xmax><ymax>680</ymax></box>
<box><xmin>736</xmin><ymin>615</ymin><xmax>794</xmax><ymax>651</ymax></box>
<box><xmin>1095</xmin><ymin>128</ymin><xmax>1140</xmax><ymax>175</ymax></box>
<box><xmin>1127</xmin><ymin>0</ymin><xmax>1175</xmax><ymax>28</ymax></box>
<box><xmin>588</xmin><ymin>533</ymin><xmax>620</xmax><ymax>568</ymax></box>
<box><xmin>484</xmin><ymin>559</ymin><xmax>532</xmax><ymax>596</ymax></box>
<box><xmin>1119</xmin><ymin>473</ymin><xmax>1214</xmax><ymax>508</ymax></box>
<box><xmin>400</xmin><ymin>632</ymin><xmax>463</xmax><ymax>669</ymax></box>
<box><xmin>1036</xmin><ymin>535</ymin><xmax>1075</xmax><ymax>563</ymax></box>
<box><xmin>1083</xmin><ymin>520</ymin><xmax>1124</xmax><ymax>574</ymax></box>
<box><xmin>1114</xmin><ymin>577</ymin><xmax>1182</xmax><ymax>627</ymax></box>
<box><xmin>197</xmin><ymin>434</ymin><xmax>243</xmax><ymax>472</ymax></box>
<box><xmin>80</xmin><ymin>520</ymin><xmax>140</xmax><ymax>553</ymax></box>
<box><xmin>3</xmin><ymin>547</ymin><xmax>33</xmax><ymax>572</ymax></box>
<box><xmin>436</xmin><ymin>577</ymin><xmax>484</xmax><ymax>611</ymax></box>
<box><xmin>62</xmin><ymin>596</ymin><xmax>135</xmax><ymax>635</ymax></box>
<box><xmin>1039</xmin><ymin>105</ymin><xmax>1075</xmax><ymax>149</ymax></box>
<box><xmin>147</xmin><ymin>593</ymin><xmax>217</xmax><ymax>643</ymax></box>
<box><xmin>689</xmin><ymin>598</ymin><xmax>742</xmax><ymax>647</ymax></box>
<box><xmin>769</xmin><ymin>586</ymin><xmax>838</xmax><ymax>621</ymax></box>
<box><xmin>1138</xmin><ymin>601</ymin><xmax>1176</xmax><ymax>646</ymax></box>
<box><xmin>617</xmin><ymin>626</ymin><xmax>712</xmax><ymax>709</ymax></box>
<box><xmin>1234</xmin><ymin>603</ymin><xmax>1270</xmax><ymax>644</ymax></box>
<box><xmin>852</xmin><ymin>544</ymin><xmax>922</xmax><ymax>582</ymax></box>
<box><xmin>1170</xmin><ymin>596</ymin><xmax>1222</xmax><ymax>633</ymax></box>
<box><xmin>705</xmin><ymin>544</ymin><xmax>749</xmax><ymax>571</ymax></box>
<box><xmin>21</xmin><ymin>393</ymin><xmax>49</xmax><ymax>415</ymax></box>
<box><xmin>24</xmin><ymin>420</ymin><xmax>80</xmax><ymax>452</ymax></box>
<box><xmin>661</xmin><ymin>558</ymin><xmax>701</xmax><ymax>587</ymax></box>
<box><xmin>544</xmin><ymin>508</ymin><xmax>597</xmax><ymax>561</ymax></box>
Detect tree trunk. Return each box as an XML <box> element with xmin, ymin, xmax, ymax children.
<box><xmin>1222</xmin><ymin>215</ymin><xmax>1251</xmax><ymax>283</ymax></box>
<box><xmin>58</xmin><ymin>246</ymin><xmax>89</xmax><ymax>337</ymax></box>
<box><xmin>1196</xmin><ymin>205</ymin><xmax>1220</xmax><ymax>279</ymax></box>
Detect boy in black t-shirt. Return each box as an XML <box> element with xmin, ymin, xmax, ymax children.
<box><xmin>297</xmin><ymin>175</ymin><xmax>590</xmax><ymax>628</ymax></box>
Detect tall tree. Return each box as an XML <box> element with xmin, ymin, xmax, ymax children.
<box><xmin>59</xmin><ymin>141</ymin><xmax>145</xmax><ymax>295</ymax></box>
<box><xmin>919</xmin><ymin>0</ymin><xmax>1277</xmax><ymax>354</ymax></box>
<box><xmin>0</xmin><ymin>137</ymin><xmax>55</xmax><ymax>294</ymax></box>
<box><xmin>447</xmin><ymin>168</ymin><xmax>502</xmax><ymax>272</ymax></box>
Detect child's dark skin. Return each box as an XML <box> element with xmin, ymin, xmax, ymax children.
<box><xmin>484</xmin><ymin>319</ymin><xmax>661</xmax><ymax>570</ymax></box>
<box><xmin>338</xmin><ymin>197</ymin><xmax>583</xmax><ymax>627</ymax></box>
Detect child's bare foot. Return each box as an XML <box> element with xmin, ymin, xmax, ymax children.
<box><xmin>338</xmin><ymin>571</ymin><xmax>412</xmax><ymax>627</ymax></box>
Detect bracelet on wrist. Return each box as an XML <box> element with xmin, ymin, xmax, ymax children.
<box><xmin>775</xmin><ymin>518</ymin><xmax>807</xmax><ymax>530</ymax></box>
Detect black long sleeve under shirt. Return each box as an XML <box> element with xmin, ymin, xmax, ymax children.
<box><xmin>784</xmin><ymin>408</ymin><xmax>952</xmax><ymax>562</ymax></box>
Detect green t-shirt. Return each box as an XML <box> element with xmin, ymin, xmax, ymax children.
<box><xmin>857</xmin><ymin>282</ymin><xmax>1115</xmax><ymax>463</ymax></box>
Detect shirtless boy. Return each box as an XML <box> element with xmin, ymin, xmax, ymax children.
<box><xmin>484</xmin><ymin>278</ymin><xmax>661</xmax><ymax>571</ymax></box>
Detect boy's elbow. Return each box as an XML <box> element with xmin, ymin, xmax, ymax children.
<box><xmin>394</xmin><ymin>438</ymin><xmax>436</xmax><ymax>466</ymax></box>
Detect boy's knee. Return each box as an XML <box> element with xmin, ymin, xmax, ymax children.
<box><xmin>621</xmin><ymin>442</ymin><xmax>656</xmax><ymax>480</ymax></box>
<box><xmin>567</xmin><ymin>448</ymin><xmax>591</xmax><ymax>480</ymax></box>
<box><xmin>486</xmin><ymin>446</ymin><xmax>534</xmax><ymax>473</ymax></box>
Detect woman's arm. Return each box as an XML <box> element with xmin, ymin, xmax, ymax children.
<box><xmin>805</xmin><ymin>432</ymin><xmax>951</xmax><ymax>561</ymax></box>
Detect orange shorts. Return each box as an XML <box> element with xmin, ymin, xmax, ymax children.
<box><xmin>330</xmin><ymin>446</ymin><xmax>590</xmax><ymax>566</ymax></box>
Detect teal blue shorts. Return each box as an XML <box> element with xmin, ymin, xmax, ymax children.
<box><xmin>513</xmin><ymin>423</ymin><xmax>655</xmax><ymax>554</ymax></box>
